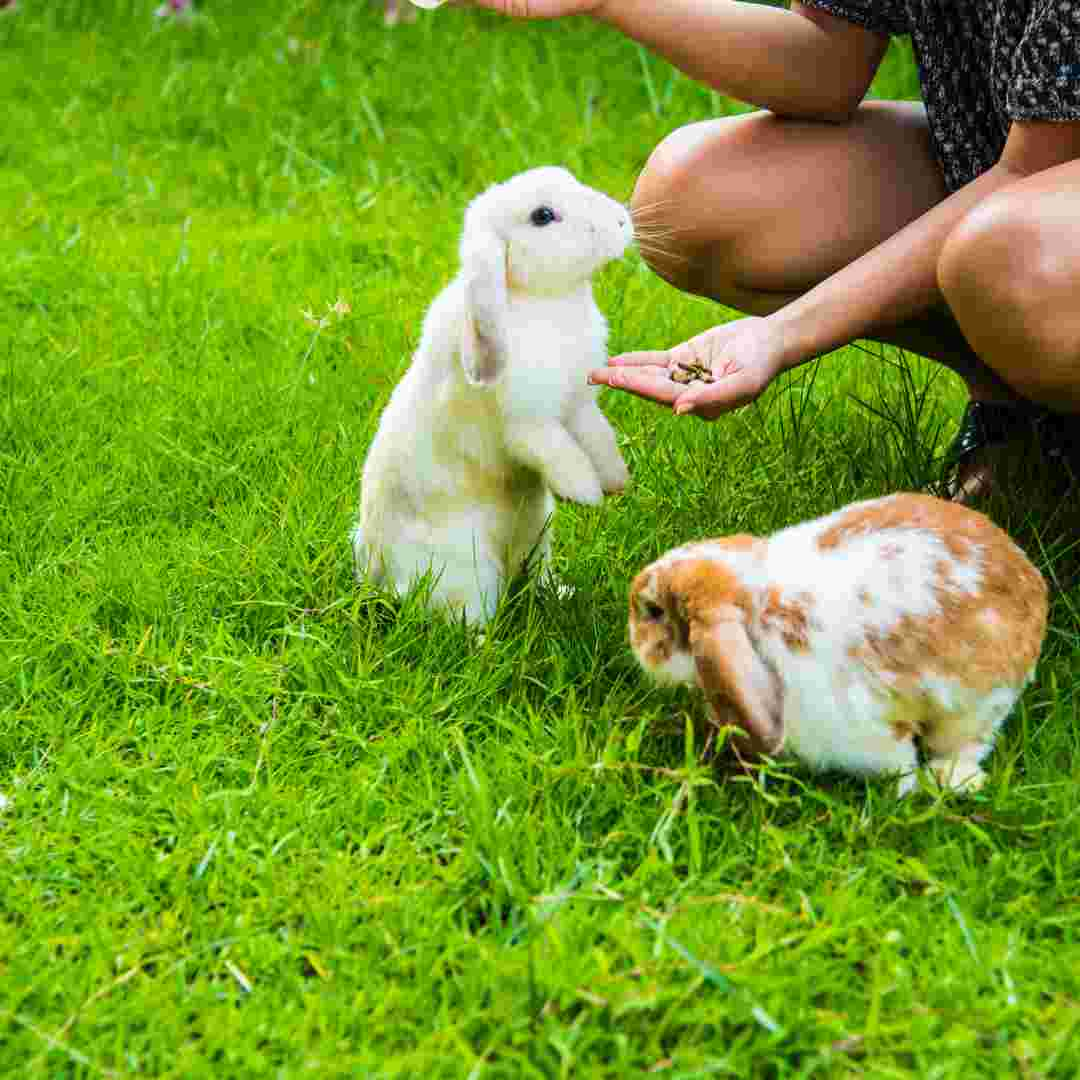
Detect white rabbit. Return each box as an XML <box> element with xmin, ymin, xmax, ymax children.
<box><xmin>628</xmin><ymin>493</ymin><xmax>1048</xmax><ymax>795</ymax></box>
<box><xmin>354</xmin><ymin>166</ymin><xmax>633</xmax><ymax>624</ymax></box>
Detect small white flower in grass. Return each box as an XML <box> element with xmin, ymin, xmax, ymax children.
<box><xmin>301</xmin><ymin>297</ymin><xmax>351</xmax><ymax>330</ymax></box>
<box><xmin>0</xmin><ymin>791</ymin><xmax>9</xmax><ymax>813</ymax></box>
<box><xmin>297</xmin><ymin>298</ymin><xmax>352</xmax><ymax>385</ymax></box>
<box><xmin>154</xmin><ymin>0</ymin><xmax>194</xmax><ymax>20</ymax></box>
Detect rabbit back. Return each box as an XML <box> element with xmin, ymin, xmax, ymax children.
<box><xmin>753</xmin><ymin>493</ymin><xmax>1047</xmax><ymax>779</ymax></box>
<box><xmin>355</xmin><ymin>285</ymin><xmax>561</xmax><ymax>621</ymax></box>
<box><xmin>356</xmin><ymin>361</ymin><xmax>554</xmax><ymax>607</ymax></box>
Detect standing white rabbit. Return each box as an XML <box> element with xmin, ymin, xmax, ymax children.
<box><xmin>353</xmin><ymin>166</ymin><xmax>633</xmax><ymax>624</ymax></box>
<box><xmin>628</xmin><ymin>493</ymin><xmax>1049</xmax><ymax>795</ymax></box>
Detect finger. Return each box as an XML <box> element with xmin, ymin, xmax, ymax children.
<box><xmin>607</xmin><ymin>349</ymin><xmax>672</xmax><ymax>368</ymax></box>
<box><xmin>589</xmin><ymin>364</ymin><xmax>671</xmax><ymax>385</ymax></box>
<box><xmin>599</xmin><ymin>368</ymin><xmax>685</xmax><ymax>406</ymax></box>
<box><xmin>673</xmin><ymin>369</ymin><xmax>762</xmax><ymax>417</ymax></box>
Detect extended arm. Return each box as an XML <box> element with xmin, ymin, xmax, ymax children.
<box><xmin>594</xmin><ymin>120</ymin><xmax>1080</xmax><ymax>417</ymax></box>
<box><xmin>466</xmin><ymin>0</ymin><xmax>887</xmax><ymax>120</ymax></box>
<box><xmin>772</xmin><ymin>121</ymin><xmax>1080</xmax><ymax>369</ymax></box>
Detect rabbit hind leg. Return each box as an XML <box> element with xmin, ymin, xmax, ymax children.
<box><xmin>351</xmin><ymin>524</ymin><xmax>385</xmax><ymax>584</ymax></box>
<box><xmin>919</xmin><ymin>686</ymin><xmax>1018</xmax><ymax>793</ymax></box>
<box><xmin>517</xmin><ymin>492</ymin><xmax>575</xmax><ymax>600</ymax></box>
<box><xmin>925</xmin><ymin>749</ymin><xmax>990</xmax><ymax>793</ymax></box>
<box><xmin>391</xmin><ymin>543</ymin><xmax>504</xmax><ymax>626</ymax></box>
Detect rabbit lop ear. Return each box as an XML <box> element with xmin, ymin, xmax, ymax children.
<box><xmin>460</xmin><ymin>229</ymin><xmax>510</xmax><ymax>387</ymax></box>
<box><xmin>689</xmin><ymin>611</ymin><xmax>784</xmax><ymax>755</ymax></box>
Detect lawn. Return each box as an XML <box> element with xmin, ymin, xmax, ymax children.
<box><xmin>2</xmin><ymin>2</ymin><xmax>1079</xmax><ymax>1076</ymax></box>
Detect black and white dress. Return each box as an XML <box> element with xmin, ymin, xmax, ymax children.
<box><xmin>800</xmin><ymin>0</ymin><xmax>1080</xmax><ymax>191</ymax></box>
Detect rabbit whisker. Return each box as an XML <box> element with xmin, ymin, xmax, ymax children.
<box><xmin>631</xmin><ymin>226</ymin><xmax>685</xmax><ymax>243</ymax></box>
<box><xmin>629</xmin><ymin>200</ymin><xmax>680</xmax><ymax>222</ymax></box>
<box><xmin>634</xmin><ymin>243</ymin><xmax>690</xmax><ymax>265</ymax></box>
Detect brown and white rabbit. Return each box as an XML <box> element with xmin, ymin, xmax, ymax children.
<box><xmin>629</xmin><ymin>493</ymin><xmax>1048</xmax><ymax>795</ymax></box>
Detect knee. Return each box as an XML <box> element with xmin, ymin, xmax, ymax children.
<box><xmin>939</xmin><ymin>193</ymin><xmax>1076</xmax><ymax>361</ymax></box>
<box><xmin>630</xmin><ymin>124</ymin><xmax>713</xmax><ymax>292</ymax></box>
<box><xmin>630</xmin><ymin>117</ymin><xmax>758</xmax><ymax>298</ymax></box>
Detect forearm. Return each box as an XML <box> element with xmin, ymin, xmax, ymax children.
<box><xmin>592</xmin><ymin>0</ymin><xmax>884</xmax><ymax>118</ymax></box>
<box><xmin>771</xmin><ymin>163</ymin><xmax>1025</xmax><ymax>368</ymax></box>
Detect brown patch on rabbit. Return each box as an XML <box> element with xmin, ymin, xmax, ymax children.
<box><xmin>629</xmin><ymin>571</ymin><xmax>667</xmax><ymax>664</ymax></box>
<box><xmin>817</xmin><ymin>492</ymin><xmax>986</xmax><ymax>558</ymax></box>
<box><xmin>716</xmin><ymin>534</ymin><xmax>761</xmax><ymax>554</ymax></box>
<box><xmin>885</xmin><ymin>696</ymin><xmax>931</xmax><ymax>742</ymax></box>
<box><xmin>760</xmin><ymin>586</ymin><xmax>813</xmax><ymax>653</ymax></box>
<box><xmin>849</xmin><ymin>533</ymin><xmax>1045</xmax><ymax>696</ymax></box>
<box><xmin>665</xmin><ymin>557</ymin><xmax>751</xmax><ymax>620</ymax></box>
<box><xmin>820</xmin><ymin>492</ymin><xmax>1046</xmax><ymax>691</ymax></box>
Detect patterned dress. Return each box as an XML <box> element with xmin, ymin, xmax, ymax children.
<box><xmin>800</xmin><ymin>0</ymin><xmax>1080</xmax><ymax>191</ymax></box>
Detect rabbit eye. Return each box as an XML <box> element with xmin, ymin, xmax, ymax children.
<box><xmin>642</xmin><ymin>601</ymin><xmax>665</xmax><ymax>622</ymax></box>
<box><xmin>529</xmin><ymin>206</ymin><xmax>558</xmax><ymax>227</ymax></box>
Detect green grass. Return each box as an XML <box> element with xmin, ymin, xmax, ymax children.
<box><xmin>2</xmin><ymin>2</ymin><xmax>1079</xmax><ymax>1076</ymax></box>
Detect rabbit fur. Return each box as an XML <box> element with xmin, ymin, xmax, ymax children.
<box><xmin>629</xmin><ymin>493</ymin><xmax>1048</xmax><ymax>795</ymax></box>
<box><xmin>354</xmin><ymin>166</ymin><xmax>632</xmax><ymax>624</ymax></box>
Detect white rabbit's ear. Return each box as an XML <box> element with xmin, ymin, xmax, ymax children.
<box><xmin>690</xmin><ymin>613</ymin><xmax>783</xmax><ymax>753</ymax></box>
<box><xmin>460</xmin><ymin>229</ymin><xmax>510</xmax><ymax>386</ymax></box>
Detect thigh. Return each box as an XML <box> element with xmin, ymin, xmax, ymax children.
<box><xmin>939</xmin><ymin>158</ymin><xmax>1080</xmax><ymax>408</ymax></box>
<box><xmin>633</xmin><ymin>100</ymin><xmax>1002</xmax><ymax>382</ymax></box>
<box><xmin>633</xmin><ymin>100</ymin><xmax>947</xmax><ymax>308</ymax></box>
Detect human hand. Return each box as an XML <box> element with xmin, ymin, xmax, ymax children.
<box><xmin>588</xmin><ymin>316</ymin><xmax>791</xmax><ymax>420</ymax></box>
<box><xmin>452</xmin><ymin>0</ymin><xmax>605</xmax><ymax>17</ymax></box>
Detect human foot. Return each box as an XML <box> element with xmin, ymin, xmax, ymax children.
<box><xmin>941</xmin><ymin>400</ymin><xmax>1078</xmax><ymax>503</ymax></box>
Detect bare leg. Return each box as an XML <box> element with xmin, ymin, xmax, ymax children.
<box><xmin>631</xmin><ymin>101</ymin><xmax>1018</xmax><ymax>403</ymax></box>
<box><xmin>938</xmin><ymin>159</ymin><xmax>1080</xmax><ymax>413</ymax></box>
<box><xmin>384</xmin><ymin>542</ymin><xmax>504</xmax><ymax>625</ymax></box>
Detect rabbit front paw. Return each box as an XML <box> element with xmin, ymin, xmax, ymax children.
<box><xmin>505</xmin><ymin>422</ymin><xmax>606</xmax><ymax>506</ymax></box>
<box><xmin>567</xmin><ymin>402</ymin><xmax>629</xmax><ymax>494</ymax></box>
<box><xmin>549</xmin><ymin>470</ymin><xmax>604</xmax><ymax>506</ymax></box>
<box><xmin>598</xmin><ymin>454</ymin><xmax>629</xmax><ymax>494</ymax></box>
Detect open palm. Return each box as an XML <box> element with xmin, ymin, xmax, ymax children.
<box><xmin>590</xmin><ymin>316</ymin><xmax>792</xmax><ymax>420</ymax></box>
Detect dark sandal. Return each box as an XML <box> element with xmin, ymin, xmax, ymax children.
<box><xmin>942</xmin><ymin>400</ymin><xmax>1078</xmax><ymax>498</ymax></box>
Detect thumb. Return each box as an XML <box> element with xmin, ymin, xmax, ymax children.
<box><xmin>674</xmin><ymin>365</ymin><xmax>763</xmax><ymax>417</ymax></box>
